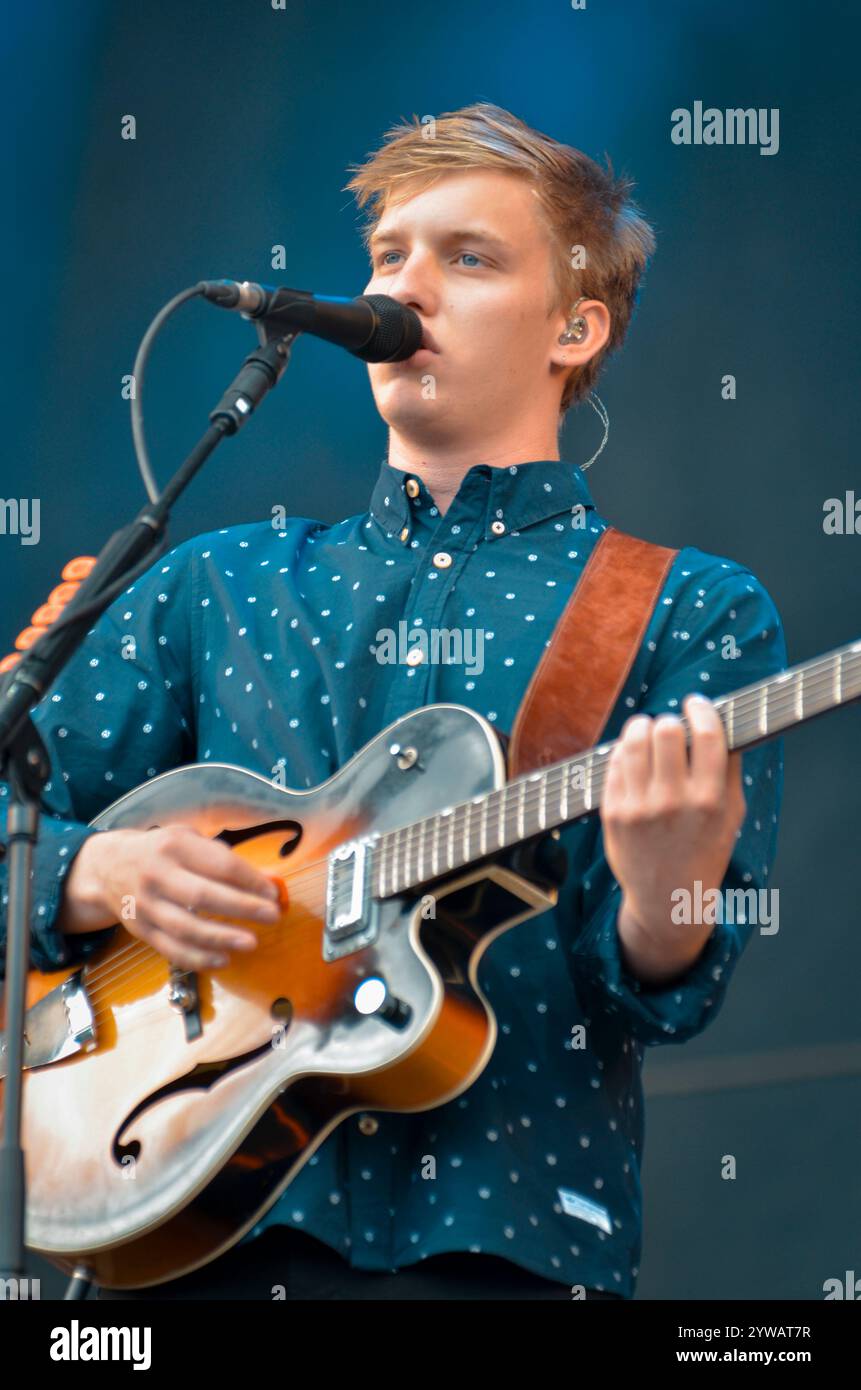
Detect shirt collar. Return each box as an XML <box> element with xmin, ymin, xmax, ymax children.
<box><xmin>369</xmin><ymin>458</ymin><xmax>596</xmax><ymax>543</ymax></box>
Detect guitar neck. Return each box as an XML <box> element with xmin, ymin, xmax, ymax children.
<box><xmin>374</xmin><ymin>638</ymin><xmax>861</xmax><ymax>899</ymax></box>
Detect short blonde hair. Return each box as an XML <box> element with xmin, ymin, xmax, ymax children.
<box><xmin>345</xmin><ymin>102</ymin><xmax>656</xmax><ymax>414</ymax></box>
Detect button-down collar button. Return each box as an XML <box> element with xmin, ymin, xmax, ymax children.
<box><xmin>406</xmin><ymin>647</ymin><xmax>425</xmax><ymax>667</ymax></box>
<box><xmin>405</xmin><ymin>478</ymin><xmax>420</xmax><ymax>499</ymax></box>
<box><xmin>491</xmin><ymin>520</ymin><xmax>506</xmax><ymax>535</ymax></box>
<box><xmin>358</xmin><ymin>1115</ymin><xmax>379</xmax><ymax>1135</ymax></box>
<box><xmin>399</xmin><ymin>526</ymin><xmax>409</xmax><ymax>543</ymax></box>
<box><xmin>432</xmin><ymin>551</ymin><xmax>453</xmax><ymax>569</ymax></box>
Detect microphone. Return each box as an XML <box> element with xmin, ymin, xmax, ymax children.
<box><xmin>198</xmin><ymin>281</ymin><xmax>423</xmax><ymax>363</ymax></box>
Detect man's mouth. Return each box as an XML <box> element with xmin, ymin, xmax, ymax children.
<box><xmin>386</xmin><ymin>325</ymin><xmax>440</xmax><ymax>368</ymax></box>
<box><xmin>419</xmin><ymin>326</ymin><xmax>441</xmax><ymax>354</ymax></box>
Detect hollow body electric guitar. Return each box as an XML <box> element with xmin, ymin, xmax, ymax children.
<box><xmin>1</xmin><ymin>639</ymin><xmax>859</xmax><ymax>1288</ymax></box>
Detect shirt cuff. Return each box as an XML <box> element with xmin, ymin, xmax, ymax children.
<box><xmin>1</xmin><ymin>818</ymin><xmax>116</xmax><ymax>975</ymax></box>
<box><xmin>573</xmin><ymin>882</ymin><xmax>742</xmax><ymax>1046</ymax></box>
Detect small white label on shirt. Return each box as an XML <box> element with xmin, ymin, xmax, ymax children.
<box><xmin>557</xmin><ymin>1187</ymin><xmax>613</xmax><ymax>1235</ymax></box>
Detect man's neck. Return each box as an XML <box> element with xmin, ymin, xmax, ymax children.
<box><xmin>386</xmin><ymin>430</ymin><xmax>561</xmax><ymax>515</ymax></box>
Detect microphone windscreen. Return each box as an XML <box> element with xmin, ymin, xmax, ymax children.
<box><xmin>355</xmin><ymin>295</ymin><xmax>423</xmax><ymax>362</ymax></box>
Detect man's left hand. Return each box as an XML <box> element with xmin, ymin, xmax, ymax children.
<box><xmin>601</xmin><ymin>693</ymin><xmax>747</xmax><ymax>986</ymax></box>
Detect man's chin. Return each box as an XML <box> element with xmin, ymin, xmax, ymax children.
<box><xmin>371</xmin><ymin>382</ymin><xmax>459</xmax><ymax>437</ymax></box>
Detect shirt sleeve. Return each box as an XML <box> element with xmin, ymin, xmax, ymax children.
<box><xmin>569</xmin><ymin>564</ymin><xmax>787</xmax><ymax>1046</ymax></box>
<box><xmin>0</xmin><ymin>539</ymin><xmax>198</xmax><ymax>975</ymax></box>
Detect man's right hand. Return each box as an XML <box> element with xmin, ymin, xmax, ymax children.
<box><xmin>56</xmin><ymin>824</ymin><xmax>283</xmax><ymax>971</ymax></box>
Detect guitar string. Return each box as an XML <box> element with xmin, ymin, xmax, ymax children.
<box><xmin>77</xmin><ymin>658</ymin><xmax>857</xmax><ymax>1009</ymax></box>
<box><xmin>79</xmin><ymin>729</ymin><xmax>851</xmax><ymax>1021</ymax></box>
<box><xmin>108</xmin><ymin>648</ymin><xmax>861</xmax><ymax>929</ymax></box>
<box><xmin>79</xmin><ymin>658</ymin><xmax>858</xmax><ymax>1008</ymax></box>
<box><xmin>80</xmin><ymin>905</ymin><xmax>332</xmax><ymax>1022</ymax></box>
<box><xmin>82</xmin><ymin>711</ymin><xmax>745</xmax><ymax>1017</ymax></box>
<box><xmin>74</xmin><ymin>724</ymin><xmax>812</xmax><ymax>1028</ymax></box>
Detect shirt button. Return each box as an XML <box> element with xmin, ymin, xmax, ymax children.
<box><xmin>406</xmin><ymin>647</ymin><xmax>425</xmax><ymax>667</ymax></box>
<box><xmin>491</xmin><ymin>520</ymin><xmax>506</xmax><ymax>536</ymax></box>
<box><xmin>358</xmin><ymin>1115</ymin><xmax>379</xmax><ymax>1135</ymax></box>
<box><xmin>399</xmin><ymin>527</ymin><xmax>409</xmax><ymax>543</ymax></box>
<box><xmin>405</xmin><ymin>478</ymin><xmax>420</xmax><ymax>498</ymax></box>
<box><xmin>432</xmin><ymin>551</ymin><xmax>453</xmax><ymax>569</ymax></box>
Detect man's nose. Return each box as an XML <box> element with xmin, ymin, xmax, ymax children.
<box><xmin>372</xmin><ymin>251</ymin><xmax>439</xmax><ymax>313</ymax></box>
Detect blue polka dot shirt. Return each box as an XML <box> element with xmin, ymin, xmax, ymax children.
<box><xmin>0</xmin><ymin>458</ymin><xmax>786</xmax><ymax>1297</ymax></box>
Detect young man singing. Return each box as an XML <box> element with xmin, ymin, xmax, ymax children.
<box><xmin>0</xmin><ymin>103</ymin><xmax>784</xmax><ymax>1300</ymax></box>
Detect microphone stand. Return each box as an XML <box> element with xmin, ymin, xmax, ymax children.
<box><xmin>0</xmin><ymin>317</ymin><xmax>297</xmax><ymax>1298</ymax></box>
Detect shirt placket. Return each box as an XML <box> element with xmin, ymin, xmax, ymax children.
<box><xmin>343</xmin><ymin>476</ymin><xmax>489</xmax><ymax>1267</ymax></box>
<box><xmin>381</xmin><ymin>477</ymin><xmax>490</xmax><ymax>726</ymax></box>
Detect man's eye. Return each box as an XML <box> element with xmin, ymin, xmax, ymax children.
<box><xmin>372</xmin><ymin>250</ymin><xmax>485</xmax><ymax>269</ymax></box>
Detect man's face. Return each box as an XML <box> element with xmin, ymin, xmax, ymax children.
<box><xmin>363</xmin><ymin>168</ymin><xmax>568</xmax><ymax>443</ymax></box>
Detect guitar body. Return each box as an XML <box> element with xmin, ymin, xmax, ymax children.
<box><xmin>1</xmin><ymin>704</ymin><xmax>558</xmax><ymax>1288</ymax></box>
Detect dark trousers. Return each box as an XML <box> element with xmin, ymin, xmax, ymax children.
<box><xmin>98</xmin><ymin>1225</ymin><xmax>624</xmax><ymax>1301</ymax></box>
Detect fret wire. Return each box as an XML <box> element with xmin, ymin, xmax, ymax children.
<box><xmin>727</xmin><ymin>695</ymin><xmax>734</xmax><ymax>746</ymax></box>
<box><xmin>795</xmin><ymin>667</ymin><xmax>804</xmax><ymax>721</ymax></box>
<box><xmin>377</xmin><ymin>837</ymin><xmax>386</xmax><ymax>897</ymax></box>
<box><xmin>406</xmin><ymin>821</ymin><xmax>415</xmax><ymax>891</ymax></box>
<box><xmin>502</xmin><ymin>786</ymin><xmax>514</xmax><ymax>843</ymax></box>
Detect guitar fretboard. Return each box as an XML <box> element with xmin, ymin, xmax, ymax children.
<box><xmin>373</xmin><ymin>639</ymin><xmax>861</xmax><ymax>898</ymax></box>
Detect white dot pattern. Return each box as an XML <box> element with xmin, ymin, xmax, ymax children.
<box><xmin>0</xmin><ymin>459</ymin><xmax>786</xmax><ymax>1298</ymax></box>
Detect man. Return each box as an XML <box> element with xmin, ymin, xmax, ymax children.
<box><xmin>0</xmin><ymin>103</ymin><xmax>784</xmax><ymax>1300</ymax></box>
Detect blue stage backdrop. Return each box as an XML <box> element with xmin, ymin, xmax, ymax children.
<box><xmin>3</xmin><ymin>0</ymin><xmax>860</xmax><ymax>1300</ymax></box>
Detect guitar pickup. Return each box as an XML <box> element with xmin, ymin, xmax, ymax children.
<box><xmin>324</xmin><ymin>837</ymin><xmax>377</xmax><ymax>960</ymax></box>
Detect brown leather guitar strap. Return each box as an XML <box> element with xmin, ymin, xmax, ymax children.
<box><xmin>507</xmin><ymin>527</ymin><xmax>679</xmax><ymax>776</ymax></box>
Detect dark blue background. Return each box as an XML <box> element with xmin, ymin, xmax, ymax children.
<box><xmin>4</xmin><ymin>0</ymin><xmax>859</xmax><ymax>1300</ymax></box>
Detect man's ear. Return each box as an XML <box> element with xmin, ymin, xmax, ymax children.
<box><xmin>549</xmin><ymin>300</ymin><xmax>612</xmax><ymax>370</ymax></box>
